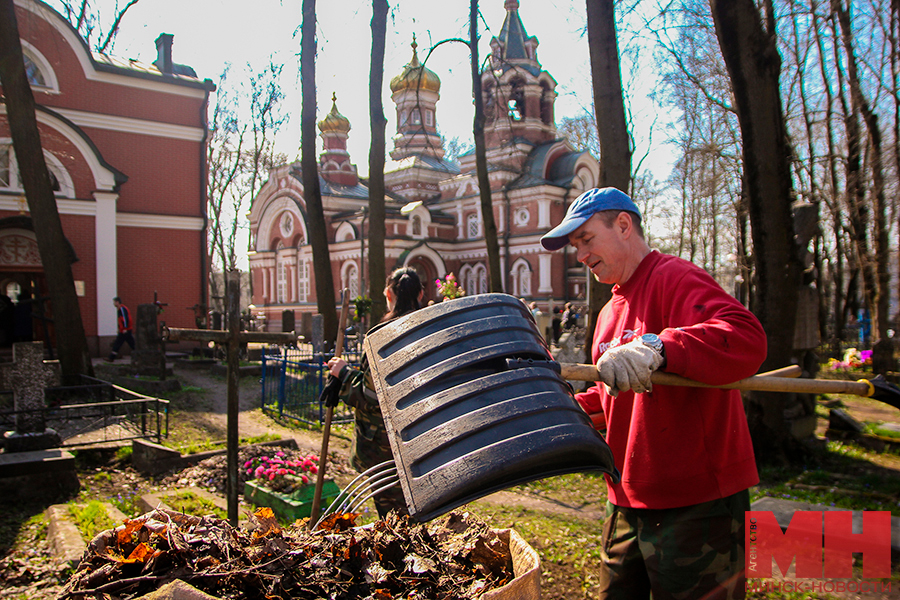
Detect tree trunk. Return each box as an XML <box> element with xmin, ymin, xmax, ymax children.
<box><xmin>368</xmin><ymin>0</ymin><xmax>388</xmax><ymax>323</ymax></box>
<box><xmin>301</xmin><ymin>0</ymin><xmax>337</xmax><ymax>346</ymax></box>
<box><xmin>470</xmin><ymin>0</ymin><xmax>503</xmax><ymax>293</ymax></box>
<box><xmin>709</xmin><ymin>0</ymin><xmax>803</xmax><ymax>462</ymax></box>
<box><xmin>832</xmin><ymin>0</ymin><xmax>893</xmax><ymax>374</ymax></box>
<box><xmin>0</xmin><ymin>0</ymin><xmax>93</xmax><ymax>384</ymax></box>
<box><xmin>584</xmin><ymin>0</ymin><xmax>630</xmax><ymax>362</ymax></box>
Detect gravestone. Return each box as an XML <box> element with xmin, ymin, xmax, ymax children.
<box><xmin>554</xmin><ymin>332</ymin><xmax>589</xmax><ymax>392</ymax></box>
<box><xmin>312</xmin><ymin>314</ymin><xmax>324</xmax><ymax>354</ymax></box>
<box><xmin>2</xmin><ymin>341</ymin><xmax>61</xmax><ymax>452</ymax></box>
<box><xmin>300</xmin><ymin>313</ymin><xmax>313</xmax><ymax>345</ymax></box>
<box><xmin>132</xmin><ymin>303</ymin><xmax>168</xmax><ymax>377</ymax></box>
<box><xmin>282</xmin><ymin>310</ymin><xmax>295</xmax><ymax>333</ymax></box>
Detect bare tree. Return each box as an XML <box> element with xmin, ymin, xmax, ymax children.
<box><xmin>368</xmin><ymin>0</ymin><xmax>389</xmax><ymax>324</ymax></box>
<box><xmin>301</xmin><ymin>0</ymin><xmax>337</xmax><ymax>345</ymax></box>
<box><xmin>832</xmin><ymin>0</ymin><xmax>893</xmax><ymax>373</ymax></box>
<box><xmin>584</xmin><ymin>0</ymin><xmax>631</xmax><ymax>360</ymax></box>
<box><xmin>710</xmin><ymin>0</ymin><xmax>804</xmax><ymax>460</ymax></box>
<box><xmin>56</xmin><ymin>0</ymin><xmax>142</xmax><ymax>53</ymax></box>
<box><xmin>470</xmin><ymin>0</ymin><xmax>503</xmax><ymax>292</ymax></box>
<box><xmin>206</xmin><ymin>62</ymin><xmax>288</xmax><ymax>313</ymax></box>
<box><xmin>0</xmin><ymin>0</ymin><xmax>93</xmax><ymax>383</ymax></box>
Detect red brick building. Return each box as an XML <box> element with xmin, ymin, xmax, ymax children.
<box><xmin>248</xmin><ymin>0</ymin><xmax>599</xmax><ymax>330</ymax></box>
<box><xmin>0</xmin><ymin>0</ymin><xmax>214</xmax><ymax>354</ymax></box>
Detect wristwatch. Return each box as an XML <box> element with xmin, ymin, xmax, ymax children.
<box><xmin>641</xmin><ymin>333</ymin><xmax>666</xmax><ymax>367</ymax></box>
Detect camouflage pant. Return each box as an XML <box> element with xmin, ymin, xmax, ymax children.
<box><xmin>597</xmin><ymin>490</ymin><xmax>749</xmax><ymax>600</ymax></box>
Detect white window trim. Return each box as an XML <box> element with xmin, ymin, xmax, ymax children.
<box><xmin>21</xmin><ymin>40</ymin><xmax>60</xmax><ymax>94</ymax></box>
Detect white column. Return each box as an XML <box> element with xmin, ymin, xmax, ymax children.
<box><xmin>269</xmin><ymin>266</ymin><xmax>276</xmax><ymax>303</ymax></box>
<box><xmin>538</xmin><ymin>252</ymin><xmax>553</xmax><ymax>293</ymax></box>
<box><xmin>261</xmin><ymin>268</ymin><xmax>269</xmax><ymax>303</ymax></box>
<box><xmin>538</xmin><ymin>198</ymin><xmax>551</xmax><ymax>228</ymax></box>
<box><xmin>94</xmin><ymin>192</ymin><xmax>118</xmax><ymax>336</ymax></box>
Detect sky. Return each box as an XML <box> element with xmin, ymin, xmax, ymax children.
<box><xmin>48</xmin><ymin>0</ymin><xmax>668</xmax><ymax>179</ymax></box>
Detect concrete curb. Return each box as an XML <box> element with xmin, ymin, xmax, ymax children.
<box><xmin>45</xmin><ymin>502</ymin><xmax>128</xmax><ymax>569</ymax></box>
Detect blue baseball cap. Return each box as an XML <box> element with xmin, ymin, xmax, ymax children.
<box><xmin>540</xmin><ymin>187</ymin><xmax>641</xmax><ymax>251</ymax></box>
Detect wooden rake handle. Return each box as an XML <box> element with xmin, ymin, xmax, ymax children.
<box><xmin>309</xmin><ymin>290</ymin><xmax>351</xmax><ymax>528</ymax></box>
<box><xmin>558</xmin><ymin>363</ymin><xmax>874</xmax><ymax>398</ymax></box>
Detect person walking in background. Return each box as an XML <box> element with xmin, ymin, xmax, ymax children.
<box><xmin>107</xmin><ymin>297</ymin><xmax>134</xmax><ymax>362</ymax></box>
<box><xmin>326</xmin><ymin>267</ymin><xmax>426</xmax><ymax>518</ymax></box>
<box><xmin>541</xmin><ymin>187</ymin><xmax>767</xmax><ymax>600</ymax></box>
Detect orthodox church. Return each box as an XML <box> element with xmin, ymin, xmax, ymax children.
<box><xmin>248</xmin><ymin>0</ymin><xmax>600</xmax><ymax>330</ymax></box>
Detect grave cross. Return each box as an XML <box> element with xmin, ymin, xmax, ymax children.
<box><xmin>8</xmin><ymin>341</ymin><xmax>58</xmax><ymax>434</ymax></box>
<box><xmin>162</xmin><ymin>271</ymin><xmax>300</xmax><ymax>525</ymax></box>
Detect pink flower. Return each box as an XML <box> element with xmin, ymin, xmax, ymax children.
<box><xmin>268</xmin><ymin>472</ymin><xmax>276</xmax><ymax>481</ymax></box>
<box><xmin>301</xmin><ymin>475</ymin><xmax>309</xmax><ymax>485</ymax></box>
<box><xmin>254</xmin><ymin>466</ymin><xmax>266</xmax><ymax>479</ymax></box>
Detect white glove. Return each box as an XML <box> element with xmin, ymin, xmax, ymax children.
<box><xmin>597</xmin><ymin>338</ymin><xmax>663</xmax><ymax>396</ymax></box>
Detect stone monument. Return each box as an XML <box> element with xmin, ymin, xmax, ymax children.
<box><xmin>1</xmin><ymin>341</ymin><xmax>61</xmax><ymax>452</ymax></box>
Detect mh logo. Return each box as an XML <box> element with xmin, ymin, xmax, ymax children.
<box><xmin>746</xmin><ymin>510</ymin><xmax>891</xmax><ymax>579</ymax></box>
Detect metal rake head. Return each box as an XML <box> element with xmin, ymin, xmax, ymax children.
<box><xmin>314</xmin><ymin>460</ymin><xmax>401</xmax><ymax>528</ymax></box>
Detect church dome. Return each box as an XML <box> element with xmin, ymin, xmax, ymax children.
<box><xmin>318</xmin><ymin>94</ymin><xmax>351</xmax><ymax>134</ymax></box>
<box><xmin>390</xmin><ymin>37</ymin><xmax>441</xmax><ymax>94</ymax></box>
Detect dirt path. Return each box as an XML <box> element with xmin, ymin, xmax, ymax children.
<box><xmin>172</xmin><ymin>366</ymin><xmax>349</xmax><ymax>457</ymax></box>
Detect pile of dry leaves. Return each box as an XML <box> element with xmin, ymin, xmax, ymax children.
<box><xmin>60</xmin><ymin>507</ymin><xmax>514</xmax><ymax>599</ymax></box>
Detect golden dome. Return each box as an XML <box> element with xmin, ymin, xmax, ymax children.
<box><xmin>390</xmin><ymin>36</ymin><xmax>441</xmax><ymax>94</ymax></box>
<box><xmin>318</xmin><ymin>93</ymin><xmax>351</xmax><ymax>134</ymax></box>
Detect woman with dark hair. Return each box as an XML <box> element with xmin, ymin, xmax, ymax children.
<box><xmin>326</xmin><ymin>266</ymin><xmax>424</xmax><ymax>517</ymax></box>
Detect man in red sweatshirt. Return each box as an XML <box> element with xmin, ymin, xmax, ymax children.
<box><xmin>541</xmin><ymin>187</ymin><xmax>766</xmax><ymax>600</ymax></box>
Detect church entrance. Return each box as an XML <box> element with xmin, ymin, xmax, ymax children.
<box><xmin>0</xmin><ymin>228</ymin><xmax>54</xmax><ymax>354</ymax></box>
<box><xmin>406</xmin><ymin>256</ymin><xmax>439</xmax><ymax>305</ymax></box>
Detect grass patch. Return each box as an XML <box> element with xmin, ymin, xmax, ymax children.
<box><xmin>107</xmin><ymin>490</ymin><xmax>143</xmax><ymax>518</ymax></box>
<box><xmin>865</xmin><ymin>422</ymin><xmax>900</xmax><ymax>439</ymax></box>
<box><xmin>115</xmin><ymin>446</ymin><xmax>133</xmax><ymax>463</ymax></box>
<box><xmin>513</xmin><ymin>471</ymin><xmax>608</xmax><ymax>507</ymax></box>
<box><xmin>159</xmin><ymin>491</ymin><xmax>227</xmax><ymax>520</ymax></box>
<box><xmin>753</xmin><ymin>440</ymin><xmax>900</xmax><ymax>515</ymax></box>
<box><xmin>68</xmin><ymin>501</ymin><xmax>116</xmax><ymax>541</ymax></box>
<box><xmin>165</xmin><ymin>432</ymin><xmax>283</xmax><ymax>455</ymax></box>
<box><xmin>468</xmin><ymin>503</ymin><xmax>606</xmax><ymax>597</ymax></box>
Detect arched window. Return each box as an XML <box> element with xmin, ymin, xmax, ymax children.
<box><xmin>345</xmin><ymin>263</ymin><xmax>359</xmax><ymax>299</ymax></box>
<box><xmin>410</xmin><ymin>108</ymin><xmax>422</xmax><ymax>125</ymax></box>
<box><xmin>411</xmin><ymin>215</ymin><xmax>422</xmax><ymax>236</ymax></box>
<box><xmin>474</xmin><ymin>264</ymin><xmax>488</xmax><ymax>294</ymax></box>
<box><xmin>508</xmin><ymin>79</ymin><xmax>525</xmax><ymax>122</ymax></box>
<box><xmin>23</xmin><ymin>54</ymin><xmax>46</xmax><ymax>87</ymax></box>
<box><xmin>462</xmin><ymin>265</ymin><xmax>476</xmax><ymax>296</ymax></box>
<box><xmin>466</xmin><ymin>213</ymin><xmax>479</xmax><ymax>239</ymax></box>
<box><xmin>512</xmin><ymin>260</ymin><xmax>531</xmax><ymax>297</ymax></box>
<box><xmin>1</xmin><ymin>143</ymin><xmax>67</xmax><ymax>194</ymax></box>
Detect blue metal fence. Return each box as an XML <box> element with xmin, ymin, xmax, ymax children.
<box><xmin>260</xmin><ymin>341</ymin><xmax>360</xmax><ymax>426</ymax></box>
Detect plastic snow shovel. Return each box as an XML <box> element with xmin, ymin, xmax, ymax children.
<box><xmin>309</xmin><ymin>289</ymin><xmax>350</xmax><ymax>528</ymax></box>
<box><xmin>361</xmin><ymin>293</ymin><xmax>620</xmax><ymax>523</ymax></box>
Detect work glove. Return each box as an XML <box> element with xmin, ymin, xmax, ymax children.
<box><xmin>597</xmin><ymin>338</ymin><xmax>663</xmax><ymax>397</ymax></box>
<box><xmin>319</xmin><ymin>375</ymin><xmax>342</xmax><ymax>408</ymax></box>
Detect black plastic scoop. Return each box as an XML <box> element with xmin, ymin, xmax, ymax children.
<box><xmin>363</xmin><ymin>293</ymin><xmax>619</xmax><ymax>523</ymax></box>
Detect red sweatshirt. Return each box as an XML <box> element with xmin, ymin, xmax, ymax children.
<box><xmin>576</xmin><ymin>251</ymin><xmax>766</xmax><ymax>509</ymax></box>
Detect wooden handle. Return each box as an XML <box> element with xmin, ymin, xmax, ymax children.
<box><xmin>310</xmin><ymin>288</ymin><xmax>352</xmax><ymax>529</ymax></box>
<box><xmin>558</xmin><ymin>363</ymin><xmax>872</xmax><ymax>398</ymax></box>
